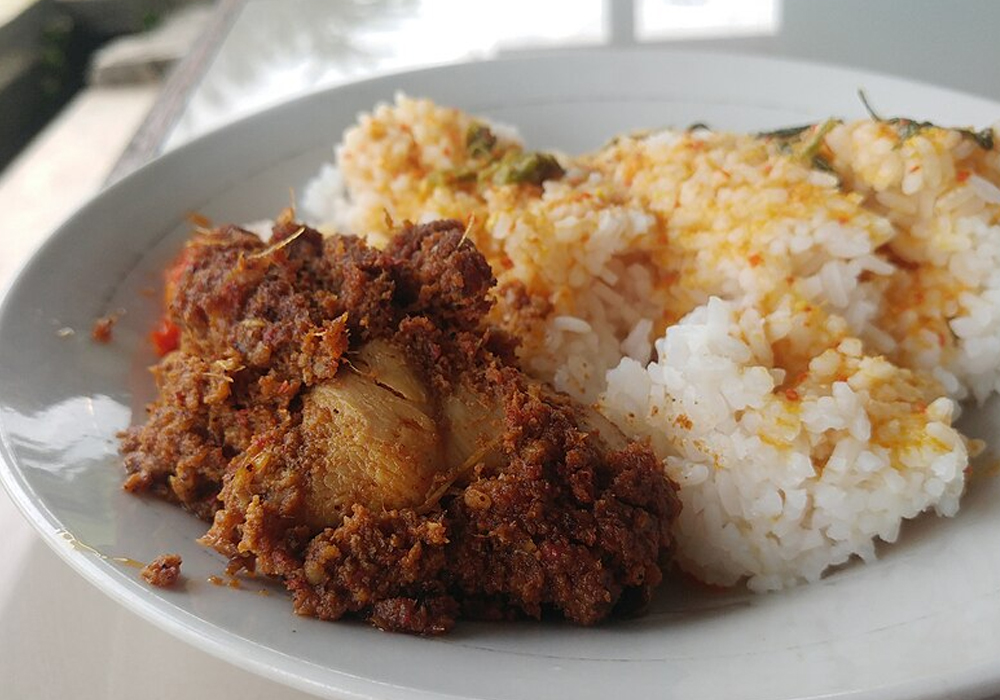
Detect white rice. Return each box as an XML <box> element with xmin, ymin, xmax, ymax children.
<box><xmin>600</xmin><ymin>297</ymin><xmax>967</xmax><ymax>590</ymax></box>
<box><xmin>824</xmin><ymin>121</ymin><xmax>1000</xmax><ymax>402</ymax></box>
<box><xmin>301</xmin><ymin>95</ymin><xmax>988</xmax><ymax>592</ymax></box>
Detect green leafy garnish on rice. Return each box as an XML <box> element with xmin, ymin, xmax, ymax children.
<box><xmin>858</xmin><ymin>89</ymin><xmax>995</xmax><ymax>150</ymax></box>
<box><xmin>759</xmin><ymin>119</ymin><xmax>842</xmax><ymax>178</ymax></box>
<box><xmin>429</xmin><ymin>122</ymin><xmax>565</xmax><ymax>190</ymax></box>
<box><xmin>466</xmin><ymin>123</ymin><xmax>498</xmax><ymax>158</ymax></box>
<box><xmin>757</xmin><ymin>123</ymin><xmax>814</xmax><ymax>140</ymax></box>
<box><xmin>492</xmin><ymin>151</ymin><xmax>565</xmax><ymax>186</ymax></box>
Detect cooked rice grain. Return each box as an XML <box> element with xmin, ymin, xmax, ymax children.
<box><xmin>303</xmin><ymin>96</ymin><xmax>992</xmax><ymax>591</ymax></box>
<box><xmin>601</xmin><ymin>297</ymin><xmax>968</xmax><ymax>590</ymax></box>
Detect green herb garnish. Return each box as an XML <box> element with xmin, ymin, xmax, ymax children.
<box><xmin>429</xmin><ymin>125</ymin><xmax>565</xmax><ymax>191</ymax></box>
<box><xmin>964</xmin><ymin>127</ymin><xmax>994</xmax><ymax>150</ymax></box>
<box><xmin>757</xmin><ymin>124</ymin><xmax>815</xmax><ymax>140</ymax></box>
<box><xmin>758</xmin><ymin>119</ymin><xmax>841</xmax><ymax>177</ymax></box>
<box><xmin>858</xmin><ymin>89</ymin><xmax>995</xmax><ymax>151</ymax></box>
<box><xmin>811</xmin><ymin>154</ymin><xmax>837</xmax><ymax>175</ymax></box>
<box><xmin>466</xmin><ymin>123</ymin><xmax>498</xmax><ymax>158</ymax></box>
<box><xmin>494</xmin><ymin>151</ymin><xmax>565</xmax><ymax>186</ymax></box>
<box><xmin>799</xmin><ymin>119</ymin><xmax>840</xmax><ymax>161</ymax></box>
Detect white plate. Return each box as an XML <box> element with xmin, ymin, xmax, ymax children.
<box><xmin>2</xmin><ymin>50</ymin><xmax>1000</xmax><ymax>700</ymax></box>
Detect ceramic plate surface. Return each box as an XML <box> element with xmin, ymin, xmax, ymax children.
<box><xmin>2</xmin><ymin>50</ymin><xmax>1000</xmax><ymax>700</ymax></box>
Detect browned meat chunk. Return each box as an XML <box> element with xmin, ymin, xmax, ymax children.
<box><xmin>121</xmin><ymin>214</ymin><xmax>680</xmax><ymax>633</ymax></box>
<box><xmin>141</xmin><ymin>554</ymin><xmax>183</xmax><ymax>588</ymax></box>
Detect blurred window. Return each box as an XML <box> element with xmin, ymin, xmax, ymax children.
<box><xmin>636</xmin><ymin>0</ymin><xmax>779</xmax><ymax>40</ymax></box>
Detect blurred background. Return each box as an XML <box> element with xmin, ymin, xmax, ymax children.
<box><xmin>3</xmin><ymin>2</ymin><xmax>1000</xmax><ymax>699</ymax></box>
<box><xmin>3</xmin><ymin>0</ymin><xmax>1000</xmax><ymax>238</ymax></box>
<box><xmin>5</xmin><ymin>0</ymin><xmax>1000</xmax><ymax>171</ymax></box>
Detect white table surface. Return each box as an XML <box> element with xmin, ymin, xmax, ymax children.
<box><xmin>3</xmin><ymin>1</ymin><xmax>1000</xmax><ymax>698</ymax></box>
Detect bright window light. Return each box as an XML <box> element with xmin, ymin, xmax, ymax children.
<box><xmin>636</xmin><ymin>0</ymin><xmax>780</xmax><ymax>40</ymax></box>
